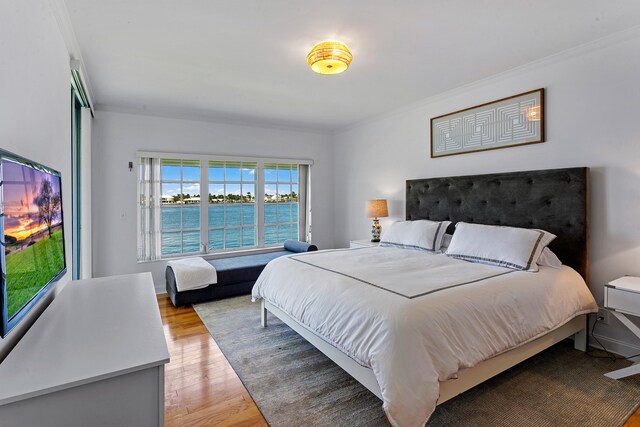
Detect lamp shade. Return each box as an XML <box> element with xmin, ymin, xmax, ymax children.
<box><xmin>366</xmin><ymin>199</ymin><xmax>388</xmax><ymax>218</ymax></box>
<box><xmin>307</xmin><ymin>40</ymin><xmax>353</xmax><ymax>75</ymax></box>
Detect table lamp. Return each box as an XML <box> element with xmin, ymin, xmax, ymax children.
<box><xmin>366</xmin><ymin>199</ymin><xmax>388</xmax><ymax>242</ymax></box>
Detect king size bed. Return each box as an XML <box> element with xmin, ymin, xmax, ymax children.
<box><xmin>251</xmin><ymin>167</ymin><xmax>598</xmax><ymax>427</ymax></box>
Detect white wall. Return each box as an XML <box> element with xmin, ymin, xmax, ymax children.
<box><xmin>0</xmin><ymin>0</ymin><xmax>73</xmax><ymax>361</ymax></box>
<box><xmin>333</xmin><ymin>33</ymin><xmax>640</xmax><ymax>354</ymax></box>
<box><xmin>91</xmin><ymin>110</ymin><xmax>335</xmax><ymax>292</ymax></box>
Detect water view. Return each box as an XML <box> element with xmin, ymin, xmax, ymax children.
<box><xmin>161</xmin><ymin>203</ymin><xmax>299</xmax><ymax>256</ymax></box>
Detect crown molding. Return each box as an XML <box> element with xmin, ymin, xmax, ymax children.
<box><xmin>336</xmin><ymin>24</ymin><xmax>640</xmax><ymax>134</ymax></box>
<box><xmin>94</xmin><ymin>104</ymin><xmax>333</xmax><ymax>135</ymax></box>
<box><xmin>48</xmin><ymin>0</ymin><xmax>96</xmax><ymax>110</ymax></box>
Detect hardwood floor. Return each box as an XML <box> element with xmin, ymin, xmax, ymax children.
<box><xmin>158</xmin><ymin>294</ymin><xmax>640</xmax><ymax>426</ymax></box>
<box><xmin>158</xmin><ymin>295</ymin><xmax>267</xmax><ymax>426</ymax></box>
<box><xmin>627</xmin><ymin>411</ymin><xmax>640</xmax><ymax>427</ymax></box>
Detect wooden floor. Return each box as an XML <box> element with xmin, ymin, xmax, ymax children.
<box><xmin>158</xmin><ymin>295</ymin><xmax>267</xmax><ymax>426</ymax></box>
<box><xmin>158</xmin><ymin>294</ymin><xmax>640</xmax><ymax>426</ymax></box>
<box><xmin>628</xmin><ymin>411</ymin><xmax>640</xmax><ymax>427</ymax></box>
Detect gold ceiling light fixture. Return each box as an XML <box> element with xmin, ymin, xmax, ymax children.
<box><xmin>306</xmin><ymin>40</ymin><xmax>352</xmax><ymax>75</ymax></box>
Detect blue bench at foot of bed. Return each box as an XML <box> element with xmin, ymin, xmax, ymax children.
<box><xmin>166</xmin><ymin>240</ymin><xmax>317</xmax><ymax>306</ymax></box>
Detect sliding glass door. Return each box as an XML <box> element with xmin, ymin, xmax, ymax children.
<box><xmin>71</xmin><ymin>88</ymin><xmax>82</xmax><ymax>280</ymax></box>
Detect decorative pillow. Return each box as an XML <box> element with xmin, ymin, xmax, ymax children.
<box><xmin>379</xmin><ymin>220</ymin><xmax>451</xmax><ymax>252</ymax></box>
<box><xmin>537</xmin><ymin>247</ymin><xmax>562</xmax><ymax>269</ymax></box>
<box><xmin>284</xmin><ymin>240</ymin><xmax>318</xmax><ymax>253</ymax></box>
<box><xmin>445</xmin><ymin>222</ymin><xmax>556</xmax><ymax>272</ymax></box>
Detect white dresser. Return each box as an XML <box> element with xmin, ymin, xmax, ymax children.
<box><xmin>0</xmin><ymin>272</ymin><xmax>169</xmax><ymax>426</ymax></box>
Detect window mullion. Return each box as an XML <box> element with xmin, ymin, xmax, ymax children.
<box><xmin>200</xmin><ymin>159</ymin><xmax>208</xmax><ymax>253</ymax></box>
<box><xmin>239</xmin><ymin>169</ymin><xmax>244</xmax><ymax>247</ymax></box>
<box><xmin>179</xmin><ymin>162</ymin><xmax>184</xmax><ymax>254</ymax></box>
<box><xmin>223</xmin><ymin>163</ymin><xmax>227</xmax><ymax>249</ymax></box>
<box><xmin>257</xmin><ymin>160</ymin><xmax>265</xmax><ymax>247</ymax></box>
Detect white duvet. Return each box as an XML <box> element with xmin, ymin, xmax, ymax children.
<box><xmin>251</xmin><ymin>247</ymin><xmax>597</xmax><ymax>427</ymax></box>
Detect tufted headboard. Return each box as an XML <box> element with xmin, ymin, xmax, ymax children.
<box><xmin>406</xmin><ymin>167</ymin><xmax>589</xmax><ymax>282</ymax></box>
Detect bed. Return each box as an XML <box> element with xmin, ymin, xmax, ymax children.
<box><xmin>251</xmin><ymin>167</ymin><xmax>597</xmax><ymax>427</ymax></box>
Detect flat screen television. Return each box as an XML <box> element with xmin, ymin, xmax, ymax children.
<box><xmin>0</xmin><ymin>149</ymin><xmax>66</xmax><ymax>337</ymax></box>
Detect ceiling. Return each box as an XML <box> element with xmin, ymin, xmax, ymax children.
<box><xmin>64</xmin><ymin>0</ymin><xmax>640</xmax><ymax>131</ymax></box>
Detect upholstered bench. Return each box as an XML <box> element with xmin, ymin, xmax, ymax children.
<box><xmin>166</xmin><ymin>240</ymin><xmax>317</xmax><ymax>306</ymax></box>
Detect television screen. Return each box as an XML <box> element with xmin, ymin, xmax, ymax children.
<box><xmin>1</xmin><ymin>152</ymin><xmax>66</xmax><ymax>337</ymax></box>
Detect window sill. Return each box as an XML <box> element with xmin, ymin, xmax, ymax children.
<box><xmin>137</xmin><ymin>246</ymin><xmax>286</xmax><ymax>264</ymax></box>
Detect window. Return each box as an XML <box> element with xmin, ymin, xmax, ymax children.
<box><xmin>160</xmin><ymin>159</ymin><xmax>201</xmax><ymax>257</ymax></box>
<box><xmin>264</xmin><ymin>163</ymin><xmax>299</xmax><ymax>245</ymax></box>
<box><xmin>71</xmin><ymin>87</ymin><xmax>82</xmax><ymax>279</ymax></box>
<box><xmin>208</xmin><ymin>161</ymin><xmax>257</xmax><ymax>251</ymax></box>
<box><xmin>137</xmin><ymin>153</ymin><xmax>311</xmax><ymax>261</ymax></box>
<box><xmin>70</xmin><ymin>79</ymin><xmax>89</xmax><ymax>279</ymax></box>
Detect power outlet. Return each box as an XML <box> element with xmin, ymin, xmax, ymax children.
<box><xmin>597</xmin><ymin>308</ymin><xmax>609</xmax><ymax>325</ymax></box>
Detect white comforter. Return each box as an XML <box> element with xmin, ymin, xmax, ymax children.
<box><xmin>251</xmin><ymin>247</ymin><xmax>597</xmax><ymax>427</ymax></box>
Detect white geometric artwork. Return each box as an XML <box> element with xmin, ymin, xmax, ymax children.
<box><xmin>431</xmin><ymin>89</ymin><xmax>544</xmax><ymax>158</ymax></box>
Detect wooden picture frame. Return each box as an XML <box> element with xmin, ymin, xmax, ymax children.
<box><xmin>430</xmin><ymin>88</ymin><xmax>545</xmax><ymax>158</ymax></box>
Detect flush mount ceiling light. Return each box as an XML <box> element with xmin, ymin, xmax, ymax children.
<box><xmin>306</xmin><ymin>40</ymin><xmax>352</xmax><ymax>75</ymax></box>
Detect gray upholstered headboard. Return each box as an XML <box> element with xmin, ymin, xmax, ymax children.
<box><xmin>406</xmin><ymin>167</ymin><xmax>589</xmax><ymax>282</ymax></box>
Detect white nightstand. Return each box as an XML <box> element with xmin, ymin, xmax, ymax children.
<box><xmin>349</xmin><ymin>239</ymin><xmax>380</xmax><ymax>249</ymax></box>
<box><xmin>604</xmin><ymin>276</ymin><xmax>640</xmax><ymax>379</ymax></box>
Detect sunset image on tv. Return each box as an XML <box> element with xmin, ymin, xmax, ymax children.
<box><xmin>3</xmin><ymin>160</ymin><xmax>65</xmax><ymax>320</ymax></box>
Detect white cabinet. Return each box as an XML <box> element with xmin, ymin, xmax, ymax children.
<box><xmin>605</xmin><ymin>276</ymin><xmax>640</xmax><ymax>316</ymax></box>
<box><xmin>604</xmin><ymin>276</ymin><xmax>640</xmax><ymax>379</ymax></box>
<box><xmin>0</xmin><ymin>273</ymin><xmax>169</xmax><ymax>426</ymax></box>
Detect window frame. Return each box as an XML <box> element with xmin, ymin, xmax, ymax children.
<box><xmin>263</xmin><ymin>163</ymin><xmax>300</xmax><ymax>246</ymax></box>
<box><xmin>138</xmin><ymin>151</ymin><xmax>313</xmax><ymax>260</ymax></box>
<box><xmin>70</xmin><ymin>80</ymin><xmax>89</xmax><ymax>279</ymax></box>
<box><xmin>159</xmin><ymin>159</ymin><xmax>202</xmax><ymax>257</ymax></box>
<box><xmin>207</xmin><ymin>160</ymin><xmax>258</xmax><ymax>252</ymax></box>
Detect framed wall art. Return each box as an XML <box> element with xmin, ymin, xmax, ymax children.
<box><xmin>430</xmin><ymin>88</ymin><xmax>545</xmax><ymax>158</ymax></box>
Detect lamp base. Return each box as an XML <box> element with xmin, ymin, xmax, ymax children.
<box><xmin>371</xmin><ymin>218</ymin><xmax>381</xmax><ymax>242</ymax></box>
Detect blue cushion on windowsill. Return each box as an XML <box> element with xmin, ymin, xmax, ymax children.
<box><xmin>283</xmin><ymin>240</ymin><xmax>318</xmax><ymax>253</ymax></box>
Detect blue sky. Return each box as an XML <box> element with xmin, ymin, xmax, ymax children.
<box><xmin>161</xmin><ymin>163</ymin><xmax>298</xmax><ymax>198</ymax></box>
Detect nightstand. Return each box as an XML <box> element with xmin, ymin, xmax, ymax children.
<box><xmin>349</xmin><ymin>239</ymin><xmax>380</xmax><ymax>249</ymax></box>
<box><xmin>604</xmin><ymin>276</ymin><xmax>640</xmax><ymax>379</ymax></box>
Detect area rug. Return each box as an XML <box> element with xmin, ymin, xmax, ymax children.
<box><xmin>194</xmin><ymin>296</ymin><xmax>640</xmax><ymax>426</ymax></box>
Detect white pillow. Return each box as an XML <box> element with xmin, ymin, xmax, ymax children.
<box><xmin>443</xmin><ymin>232</ymin><xmax>560</xmax><ymax>268</ymax></box>
<box><xmin>537</xmin><ymin>247</ymin><xmax>562</xmax><ymax>269</ymax></box>
<box><xmin>445</xmin><ymin>222</ymin><xmax>556</xmax><ymax>272</ymax></box>
<box><xmin>380</xmin><ymin>220</ymin><xmax>451</xmax><ymax>252</ymax></box>
<box><xmin>441</xmin><ymin>233</ymin><xmax>453</xmax><ymax>250</ymax></box>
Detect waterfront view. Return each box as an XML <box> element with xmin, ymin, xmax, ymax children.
<box><xmin>161</xmin><ymin>203</ymin><xmax>299</xmax><ymax>256</ymax></box>
<box><xmin>159</xmin><ymin>160</ymin><xmax>301</xmax><ymax>256</ymax></box>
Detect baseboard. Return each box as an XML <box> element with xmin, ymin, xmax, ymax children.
<box><xmin>591</xmin><ymin>333</ymin><xmax>640</xmax><ymax>362</ymax></box>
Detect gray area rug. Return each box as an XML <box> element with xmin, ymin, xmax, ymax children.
<box><xmin>194</xmin><ymin>296</ymin><xmax>640</xmax><ymax>426</ymax></box>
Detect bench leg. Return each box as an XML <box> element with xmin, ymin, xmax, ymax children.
<box><xmin>261</xmin><ymin>300</ymin><xmax>267</xmax><ymax>328</ymax></box>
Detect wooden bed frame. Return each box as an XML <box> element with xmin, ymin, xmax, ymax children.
<box><xmin>260</xmin><ymin>167</ymin><xmax>590</xmax><ymax>405</ymax></box>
